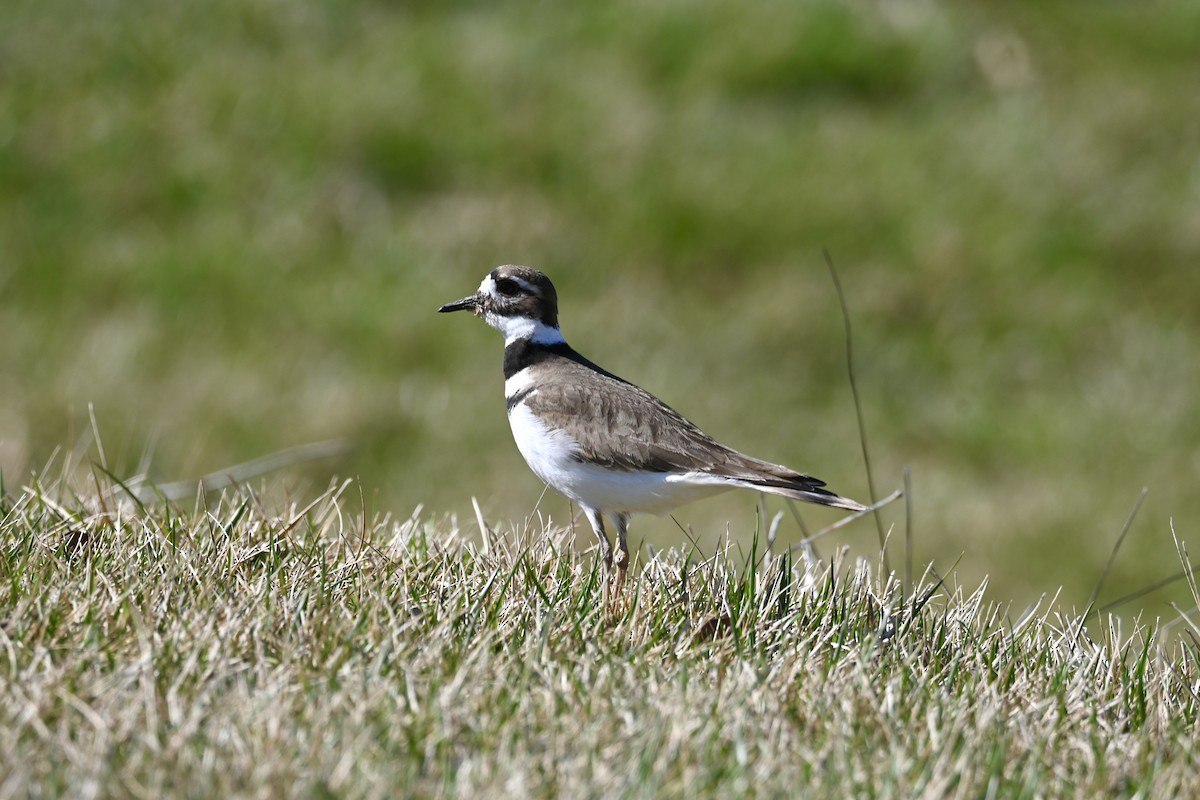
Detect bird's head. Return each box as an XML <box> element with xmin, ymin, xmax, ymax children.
<box><xmin>438</xmin><ymin>265</ymin><xmax>563</xmax><ymax>345</ymax></box>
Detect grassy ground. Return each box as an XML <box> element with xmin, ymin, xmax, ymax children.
<box><xmin>3</xmin><ymin>2</ymin><xmax>1199</xmax><ymax>615</ymax></box>
<box><xmin>3</xmin><ymin>475</ymin><xmax>1199</xmax><ymax>798</ymax></box>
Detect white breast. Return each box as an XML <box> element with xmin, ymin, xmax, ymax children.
<box><xmin>507</xmin><ymin>401</ymin><xmax>583</xmax><ymax>492</ymax></box>
<box><xmin>506</xmin><ymin>399</ymin><xmax>734</xmax><ymax>515</ymax></box>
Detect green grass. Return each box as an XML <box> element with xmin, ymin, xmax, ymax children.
<box><xmin>3</xmin><ymin>1</ymin><xmax>1199</xmax><ymax>614</ymax></box>
<box><xmin>3</xmin><ymin>474</ymin><xmax>1199</xmax><ymax>797</ymax></box>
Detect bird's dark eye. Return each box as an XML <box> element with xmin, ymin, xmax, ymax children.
<box><xmin>495</xmin><ymin>278</ymin><xmax>519</xmax><ymax>296</ymax></box>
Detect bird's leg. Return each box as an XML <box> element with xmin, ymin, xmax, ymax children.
<box><xmin>583</xmin><ymin>507</ymin><xmax>614</xmax><ymax>573</ymax></box>
<box><xmin>614</xmin><ymin>513</ymin><xmax>631</xmax><ymax>595</ymax></box>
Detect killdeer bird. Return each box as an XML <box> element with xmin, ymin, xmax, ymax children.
<box><xmin>439</xmin><ymin>265</ymin><xmax>866</xmax><ymax>588</ymax></box>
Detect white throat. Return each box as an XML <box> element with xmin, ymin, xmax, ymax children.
<box><xmin>489</xmin><ymin>313</ymin><xmax>566</xmax><ymax>346</ymax></box>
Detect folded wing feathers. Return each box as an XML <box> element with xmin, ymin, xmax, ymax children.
<box><xmin>522</xmin><ymin>360</ymin><xmax>866</xmax><ymax>511</ymax></box>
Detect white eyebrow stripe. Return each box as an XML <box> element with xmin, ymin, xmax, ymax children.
<box><xmin>509</xmin><ymin>275</ymin><xmax>537</xmax><ymax>293</ymax></box>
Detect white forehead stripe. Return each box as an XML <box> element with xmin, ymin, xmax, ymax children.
<box><xmin>482</xmin><ymin>273</ymin><xmax>538</xmax><ymax>300</ymax></box>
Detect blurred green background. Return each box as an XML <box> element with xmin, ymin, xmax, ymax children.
<box><xmin>3</xmin><ymin>0</ymin><xmax>1198</xmax><ymax>612</ymax></box>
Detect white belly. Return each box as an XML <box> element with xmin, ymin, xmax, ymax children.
<box><xmin>507</xmin><ymin>402</ymin><xmax>733</xmax><ymax>514</ymax></box>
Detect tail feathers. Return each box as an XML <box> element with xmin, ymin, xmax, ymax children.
<box><xmin>731</xmin><ymin>478</ymin><xmax>868</xmax><ymax>512</ymax></box>
<box><xmin>712</xmin><ymin>452</ymin><xmax>867</xmax><ymax>512</ymax></box>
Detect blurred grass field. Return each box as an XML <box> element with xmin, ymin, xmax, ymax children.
<box><xmin>2</xmin><ymin>0</ymin><xmax>1198</xmax><ymax>610</ymax></box>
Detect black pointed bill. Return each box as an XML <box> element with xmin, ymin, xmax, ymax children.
<box><xmin>437</xmin><ymin>295</ymin><xmax>479</xmax><ymax>313</ymax></box>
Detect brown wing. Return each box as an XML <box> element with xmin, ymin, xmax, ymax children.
<box><xmin>522</xmin><ymin>359</ymin><xmax>830</xmax><ymax>491</ymax></box>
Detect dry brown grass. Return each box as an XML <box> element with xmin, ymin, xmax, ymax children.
<box><xmin>2</xmin><ymin>472</ymin><xmax>1199</xmax><ymax>798</ymax></box>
